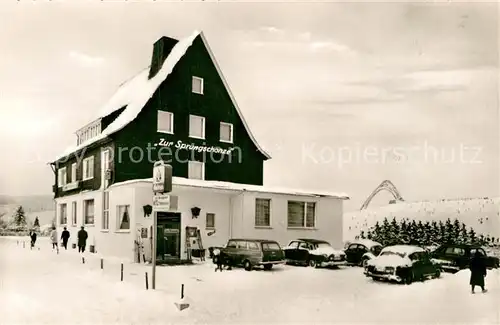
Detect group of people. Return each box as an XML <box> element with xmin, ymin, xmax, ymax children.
<box><xmin>37</xmin><ymin>226</ymin><xmax>89</xmax><ymax>252</ymax></box>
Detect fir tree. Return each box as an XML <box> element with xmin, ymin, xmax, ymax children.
<box><xmin>408</xmin><ymin>220</ymin><xmax>418</xmax><ymax>245</ymax></box>
<box><xmin>423</xmin><ymin>221</ymin><xmax>432</xmax><ymax>245</ymax></box>
<box><xmin>478</xmin><ymin>234</ymin><xmax>485</xmax><ymax>246</ymax></box>
<box><xmin>452</xmin><ymin>218</ymin><xmax>461</xmax><ymax>240</ymax></box>
<box><xmin>438</xmin><ymin>220</ymin><xmax>446</xmax><ymax>244</ymax></box>
<box><xmin>459</xmin><ymin>223</ymin><xmax>468</xmax><ymax>244</ymax></box>
<box><xmin>360</xmin><ymin>230</ymin><xmax>366</xmax><ymax>239</ymax></box>
<box><xmin>372</xmin><ymin>221</ymin><xmax>382</xmax><ymax>243</ymax></box>
<box><xmin>12</xmin><ymin>206</ymin><xmax>27</xmax><ymax>230</ymax></box>
<box><xmin>33</xmin><ymin>217</ymin><xmax>40</xmax><ymax>228</ymax></box>
<box><xmin>444</xmin><ymin>218</ymin><xmax>454</xmax><ymax>244</ymax></box>
<box><xmin>468</xmin><ymin>228</ymin><xmax>476</xmax><ymax>245</ymax></box>
<box><xmin>366</xmin><ymin>229</ymin><xmax>373</xmax><ymax>240</ymax></box>
<box><xmin>430</xmin><ymin>221</ymin><xmax>439</xmax><ymax>244</ymax></box>
<box><xmin>381</xmin><ymin>218</ymin><xmax>391</xmax><ymax>245</ymax></box>
<box><xmin>389</xmin><ymin>218</ymin><xmax>400</xmax><ymax>244</ymax></box>
<box><xmin>416</xmin><ymin>221</ymin><xmax>425</xmax><ymax>245</ymax></box>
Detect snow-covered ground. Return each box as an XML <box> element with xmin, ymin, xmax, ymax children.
<box><xmin>1</xmin><ymin>237</ymin><xmax>499</xmax><ymax>324</ymax></box>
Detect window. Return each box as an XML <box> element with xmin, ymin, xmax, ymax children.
<box><xmin>192</xmin><ymin>76</ymin><xmax>204</xmax><ymax>94</ymax></box>
<box><xmin>158</xmin><ymin>111</ymin><xmax>174</xmax><ymax>134</ymax></box>
<box><xmin>445</xmin><ymin>247</ymin><xmax>465</xmax><ymax>256</ymax></box>
<box><xmin>58</xmin><ymin>167</ymin><xmax>67</xmax><ymax>187</ymax></box>
<box><xmin>235</xmin><ymin>241</ymin><xmax>247</xmax><ymax>249</ymax></box>
<box><xmin>298</xmin><ymin>242</ymin><xmax>309</xmax><ymax>250</ymax></box>
<box><xmin>227</xmin><ymin>240</ymin><xmax>237</xmax><ymax>248</ymax></box>
<box><xmin>188</xmin><ymin>161</ymin><xmax>204</xmax><ymax>180</ymax></box>
<box><xmin>286</xmin><ymin>241</ymin><xmax>299</xmax><ymax>249</ymax></box>
<box><xmin>287</xmin><ymin>201</ymin><xmax>316</xmax><ymax>228</ymax></box>
<box><xmin>102</xmin><ymin>192</ymin><xmax>109</xmax><ymax>230</ymax></box>
<box><xmin>206</xmin><ymin>213</ymin><xmax>215</xmax><ymax>229</ymax></box>
<box><xmin>248</xmin><ymin>242</ymin><xmax>259</xmax><ymax>250</ymax></box>
<box><xmin>71</xmin><ymin>163</ymin><xmax>77</xmax><ymax>183</ymax></box>
<box><xmin>262</xmin><ymin>242</ymin><xmax>281</xmax><ymax>251</ymax></box>
<box><xmin>255</xmin><ymin>198</ymin><xmax>271</xmax><ymax>227</ymax></box>
<box><xmin>84</xmin><ymin>199</ymin><xmax>94</xmax><ymax>225</ymax></box>
<box><xmin>59</xmin><ymin>204</ymin><xmax>67</xmax><ymax>225</ymax></box>
<box><xmin>83</xmin><ymin>156</ymin><xmax>94</xmax><ymax>180</ymax></box>
<box><xmin>189</xmin><ymin>115</ymin><xmax>205</xmax><ymax>139</ymax></box>
<box><xmin>71</xmin><ymin>202</ymin><xmax>77</xmax><ymax>226</ymax></box>
<box><xmin>470</xmin><ymin>248</ymin><xmax>487</xmax><ymax>256</ymax></box>
<box><xmin>220</xmin><ymin>122</ymin><xmax>233</xmax><ymax>143</ymax></box>
<box><xmin>117</xmin><ymin>205</ymin><xmax>130</xmax><ymax>230</ymax></box>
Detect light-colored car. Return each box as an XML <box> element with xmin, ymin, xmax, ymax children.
<box><xmin>365</xmin><ymin>245</ymin><xmax>441</xmax><ymax>284</ymax></box>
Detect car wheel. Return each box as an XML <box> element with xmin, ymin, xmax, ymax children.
<box><xmin>361</xmin><ymin>258</ymin><xmax>370</xmax><ymax>268</ymax></box>
<box><xmin>309</xmin><ymin>259</ymin><xmax>317</xmax><ymax>268</ymax></box>
<box><xmin>405</xmin><ymin>271</ymin><xmax>414</xmax><ymax>285</ymax></box>
<box><xmin>264</xmin><ymin>264</ymin><xmax>273</xmax><ymax>271</ymax></box>
<box><xmin>434</xmin><ymin>269</ymin><xmax>441</xmax><ymax>279</ymax></box>
<box><xmin>244</xmin><ymin>260</ymin><xmax>253</xmax><ymax>271</ymax></box>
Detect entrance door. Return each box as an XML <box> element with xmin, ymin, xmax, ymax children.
<box><xmin>156</xmin><ymin>212</ymin><xmax>181</xmax><ymax>260</ymax></box>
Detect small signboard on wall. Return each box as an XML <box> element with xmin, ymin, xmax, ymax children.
<box><xmin>141</xmin><ymin>228</ymin><xmax>148</xmax><ymax>239</ymax></box>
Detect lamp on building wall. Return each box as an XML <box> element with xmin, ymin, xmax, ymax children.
<box><xmin>143</xmin><ymin>205</ymin><xmax>152</xmax><ymax>217</ymax></box>
<box><xmin>191</xmin><ymin>207</ymin><xmax>201</xmax><ymax>219</ymax></box>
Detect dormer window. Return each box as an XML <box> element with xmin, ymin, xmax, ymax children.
<box><xmin>192</xmin><ymin>76</ymin><xmax>204</xmax><ymax>95</ymax></box>
<box><xmin>76</xmin><ymin>120</ymin><xmax>102</xmax><ymax>146</ymax></box>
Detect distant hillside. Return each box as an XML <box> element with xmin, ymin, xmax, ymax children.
<box><xmin>344</xmin><ymin>197</ymin><xmax>500</xmax><ymax>241</ymax></box>
<box><xmin>0</xmin><ymin>194</ymin><xmax>55</xmax><ymax>226</ymax></box>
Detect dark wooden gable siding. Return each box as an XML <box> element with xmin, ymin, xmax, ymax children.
<box><xmin>112</xmin><ymin>34</ymin><xmax>266</xmax><ymax>185</ymax></box>
<box><xmin>54</xmin><ymin>142</ymin><xmax>114</xmax><ymax>198</ymax></box>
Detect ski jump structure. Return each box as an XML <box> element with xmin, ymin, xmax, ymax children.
<box><xmin>360</xmin><ymin>180</ymin><xmax>404</xmax><ymax>211</ymax></box>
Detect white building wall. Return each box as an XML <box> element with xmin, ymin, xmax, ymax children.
<box><xmin>239</xmin><ymin>192</ymin><xmax>344</xmax><ymax>249</ymax></box>
<box><xmin>56</xmin><ymin>181</ymin><xmax>345</xmax><ymax>261</ymax></box>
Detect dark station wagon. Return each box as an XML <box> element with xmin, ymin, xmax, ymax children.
<box><xmin>217</xmin><ymin>238</ymin><xmax>286</xmax><ymax>271</ymax></box>
<box><xmin>430</xmin><ymin>244</ymin><xmax>500</xmax><ymax>273</ymax></box>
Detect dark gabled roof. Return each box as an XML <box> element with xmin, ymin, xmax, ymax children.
<box><xmin>297</xmin><ymin>238</ymin><xmax>330</xmax><ymax>244</ymax></box>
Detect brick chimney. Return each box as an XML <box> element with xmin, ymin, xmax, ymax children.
<box><xmin>149</xmin><ymin>36</ymin><xmax>179</xmax><ymax>79</ymax></box>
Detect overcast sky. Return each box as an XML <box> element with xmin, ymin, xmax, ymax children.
<box><xmin>0</xmin><ymin>1</ymin><xmax>498</xmax><ymax>211</ymax></box>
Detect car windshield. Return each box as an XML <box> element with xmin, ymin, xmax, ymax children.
<box><xmin>380</xmin><ymin>251</ymin><xmax>405</xmax><ymax>258</ymax></box>
<box><xmin>314</xmin><ymin>243</ymin><xmax>332</xmax><ymax>249</ymax></box>
<box><xmin>371</xmin><ymin>245</ymin><xmax>383</xmax><ymax>255</ymax></box>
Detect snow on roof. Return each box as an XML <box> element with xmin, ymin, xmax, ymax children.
<box><xmin>351</xmin><ymin>239</ymin><xmax>382</xmax><ymax>248</ymax></box>
<box><xmin>381</xmin><ymin>245</ymin><xmax>424</xmax><ymax>255</ymax></box>
<box><xmin>55</xmin><ymin>30</ymin><xmax>271</xmax><ymax>161</ymax></box>
<box><xmin>108</xmin><ymin>177</ymin><xmax>350</xmax><ymax>199</ymax></box>
<box><xmin>54</xmin><ymin>31</ymin><xmax>199</xmax><ymax>161</ymax></box>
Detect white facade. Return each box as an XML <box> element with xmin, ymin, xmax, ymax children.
<box><xmin>56</xmin><ymin>178</ymin><xmax>346</xmax><ymax>262</ymax></box>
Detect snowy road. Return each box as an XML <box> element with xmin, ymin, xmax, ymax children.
<box><xmin>1</xmin><ymin>237</ymin><xmax>499</xmax><ymax>324</ymax></box>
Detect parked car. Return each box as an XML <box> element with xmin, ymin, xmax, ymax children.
<box><xmin>283</xmin><ymin>239</ymin><xmax>346</xmax><ymax>268</ymax></box>
<box><xmin>430</xmin><ymin>244</ymin><xmax>500</xmax><ymax>273</ymax></box>
<box><xmin>365</xmin><ymin>245</ymin><xmax>441</xmax><ymax>284</ymax></box>
<box><xmin>217</xmin><ymin>238</ymin><xmax>285</xmax><ymax>271</ymax></box>
<box><xmin>344</xmin><ymin>239</ymin><xmax>383</xmax><ymax>267</ymax></box>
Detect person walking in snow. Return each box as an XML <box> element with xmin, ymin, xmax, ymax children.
<box><xmin>77</xmin><ymin>226</ymin><xmax>88</xmax><ymax>253</ymax></box>
<box><xmin>61</xmin><ymin>227</ymin><xmax>70</xmax><ymax>250</ymax></box>
<box><xmin>470</xmin><ymin>250</ymin><xmax>487</xmax><ymax>294</ymax></box>
<box><xmin>29</xmin><ymin>230</ymin><xmax>37</xmax><ymax>249</ymax></box>
<box><xmin>50</xmin><ymin>226</ymin><xmax>58</xmax><ymax>251</ymax></box>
